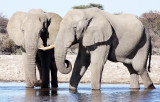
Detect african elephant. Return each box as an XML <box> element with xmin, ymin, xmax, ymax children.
<box><xmin>7</xmin><ymin>9</ymin><xmax>67</xmax><ymax>88</ymax></box>
<box><xmin>54</xmin><ymin>8</ymin><xmax>155</xmax><ymax>90</ymax></box>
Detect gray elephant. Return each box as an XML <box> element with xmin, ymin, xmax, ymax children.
<box><xmin>54</xmin><ymin>8</ymin><xmax>155</xmax><ymax>90</ymax></box>
<box><xmin>7</xmin><ymin>9</ymin><xmax>64</xmax><ymax>88</ymax></box>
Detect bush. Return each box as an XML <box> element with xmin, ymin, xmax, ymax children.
<box><xmin>0</xmin><ymin>13</ymin><xmax>8</xmax><ymax>33</ymax></box>
<box><xmin>0</xmin><ymin>33</ymin><xmax>20</xmax><ymax>55</ymax></box>
<box><xmin>72</xmin><ymin>3</ymin><xmax>104</xmax><ymax>10</ymax></box>
<box><xmin>139</xmin><ymin>11</ymin><xmax>160</xmax><ymax>55</ymax></box>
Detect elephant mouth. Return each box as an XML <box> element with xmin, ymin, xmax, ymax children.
<box><xmin>39</xmin><ymin>44</ymin><xmax>72</xmax><ymax>74</ymax></box>
<box><xmin>39</xmin><ymin>45</ymin><xmax>55</xmax><ymax>51</ymax></box>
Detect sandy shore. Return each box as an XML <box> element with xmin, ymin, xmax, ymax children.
<box><xmin>0</xmin><ymin>55</ymin><xmax>160</xmax><ymax>84</ymax></box>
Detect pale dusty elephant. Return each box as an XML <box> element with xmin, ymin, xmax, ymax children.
<box><xmin>54</xmin><ymin>8</ymin><xmax>155</xmax><ymax>90</ymax></box>
<box><xmin>7</xmin><ymin>9</ymin><xmax>67</xmax><ymax>88</ymax></box>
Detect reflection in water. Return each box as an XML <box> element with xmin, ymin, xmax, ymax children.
<box><xmin>25</xmin><ymin>88</ymin><xmax>58</xmax><ymax>102</ymax></box>
<box><xmin>129</xmin><ymin>89</ymin><xmax>154</xmax><ymax>102</ymax></box>
<box><xmin>91</xmin><ymin>90</ymin><xmax>103</xmax><ymax>102</ymax></box>
<box><xmin>0</xmin><ymin>82</ymin><xmax>160</xmax><ymax>102</ymax></box>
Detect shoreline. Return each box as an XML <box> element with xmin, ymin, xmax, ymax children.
<box><xmin>0</xmin><ymin>55</ymin><xmax>160</xmax><ymax>84</ymax></box>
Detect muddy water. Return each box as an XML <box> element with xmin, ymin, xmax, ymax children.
<box><xmin>0</xmin><ymin>82</ymin><xmax>160</xmax><ymax>102</ymax></box>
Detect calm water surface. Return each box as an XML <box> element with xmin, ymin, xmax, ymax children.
<box><xmin>0</xmin><ymin>82</ymin><xmax>160</xmax><ymax>102</ymax></box>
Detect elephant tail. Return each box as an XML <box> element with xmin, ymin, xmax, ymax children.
<box><xmin>148</xmin><ymin>37</ymin><xmax>152</xmax><ymax>72</ymax></box>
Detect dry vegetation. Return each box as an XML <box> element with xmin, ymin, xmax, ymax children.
<box><xmin>140</xmin><ymin>11</ymin><xmax>160</xmax><ymax>55</ymax></box>
<box><xmin>0</xmin><ymin>13</ymin><xmax>20</xmax><ymax>55</ymax></box>
<box><xmin>0</xmin><ymin>11</ymin><xmax>160</xmax><ymax>55</ymax></box>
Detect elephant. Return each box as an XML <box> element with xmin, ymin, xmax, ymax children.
<box><xmin>54</xmin><ymin>8</ymin><xmax>155</xmax><ymax>90</ymax></box>
<box><xmin>7</xmin><ymin>9</ymin><xmax>70</xmax><ymax>88</ymax></box>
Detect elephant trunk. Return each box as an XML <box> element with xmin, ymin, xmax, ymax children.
<box><xmin>23</xmin><ymin>51</ymin><xmax>37</xmax><ymax>88</ymax></box>
<box><xmin>55</xmin><ymin>44</ymin><xmax>72</xmax><ymax>74</ymax></box>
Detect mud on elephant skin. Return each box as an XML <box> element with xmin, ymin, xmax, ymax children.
<box><xmin>54</xmin><ymin>8</ymin><xmax>155</xmax><ymax>90</ymax></box>
<box><xmin>7</xmin><ymin>9</ymin><xmax>70</xmax><ymax>88</ymax></box>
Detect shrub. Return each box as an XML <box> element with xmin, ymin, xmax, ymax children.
<box><xmin>72</xmin><ymin>3</ymin><xmax>104</xmax><ymax>10</ymax></box>
<box><xmin>0</xmin><ymin>33</ymin><xmax>20</xmax><ymax>55</ymax></box>
<box><xmin>0</xmin><ymin>13</ymin><xmax>8</xmax><ymax>33</ymax></box>
<box><xmin>140</xmin><ymin>11</ymin><xmax>160</xmax><ymax>55</ymax></box>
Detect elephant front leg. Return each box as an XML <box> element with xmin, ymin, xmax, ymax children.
<box><xmin>39</xmin><ymin>50</ymin><xmax>50</xmax><ymax>88</ymax></box>
<box><xmin>50</xmin><ymin>50</ymin><xmax>58</xmax><ymax>88</ymax></box>
<box><xmin>69</xmin><ymin>45</ymin><xmax>90</xmax><ymax>90</ymax></box>
<box><xmin>50</xmin><ymin>62</ymin><xmax>58</xmax><ymax>88</ymax></box>
<box><xmin>69</xmin><ymin>65</ymin><xmax>89</xmax><ymax>90</ymax></box>
<box><xmin>90</xmin><ymin>45</ymin><xmax>110</xmax><ymax>90</ymax></box>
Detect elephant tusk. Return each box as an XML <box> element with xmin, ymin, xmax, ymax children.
<box><xmin>39</xmin><ymin>45</ymin><xmax>55</xmax><ymax>51</ymax></box>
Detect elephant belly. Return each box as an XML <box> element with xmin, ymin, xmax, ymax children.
<box><xmin>108</xmin><ymin>54</ymin><xmax>132</xmax><ymax>64</ymax></box>
<box><xmin>108</xmin><ymin>46</ymin><xmax>135</xmax><ymax>63</ymax></box>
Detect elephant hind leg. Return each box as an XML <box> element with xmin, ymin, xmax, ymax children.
<box><xmin>124</xmin><ymin>64</ymin><xmax>140</xmax><ymax>89</ymax></box>
<box><xmin>132</xmin><ymin>51</ymin><xmax>155</xmax><ymax>89</ymax></box>
<box><xmin>140</xmin><ymin>70</ymin><xmax>155</xmax><ymax>89</ymax></box>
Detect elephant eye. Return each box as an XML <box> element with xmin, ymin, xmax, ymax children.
<box><xmin>22</xmin><ymin>29</ymin><xmax>24</xmax><ymax>33</ymax></box>
<box><xmin>73</xmin><ymin>26</ymin><xmax>77</xmax><ymax>31</ymax></box>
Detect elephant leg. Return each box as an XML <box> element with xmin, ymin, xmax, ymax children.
<box><xmin>132</xmin><ymin>61</ymin><xmax>154</xmax><ymax>89</ymax></box>
<box><xmin>90</xmin><ymin>45</ymin><xmax>110</xmax><ymax>90</ymax></box>
<box><xmin>123</xmin><ymin>64</ymin><xmax>140</xmax><ymax>89</ymax></box>
<box><xmin>69</xmin><ymin>45</ymin><xmax>90</xmax><ymax>90</ymax></box>
<box><xmin>39</xmin><ymin>50</ymin><xmax>50</xmax><ymax>88</ymax></box>
<box><xmin>50</xmin><ymin>49</ymin><xmax>58</xmax><ymax>88</ymax></box>
<box><xmin>140</xmin><ymin>70</ymin><xmax>155</xmax><ymax>89</ymax></box>
<box><xmin>50</xmin><ymin>61</ymin><xmax>58</xmax><ymax>88</ymax></box>
<box><xmin>131</xmin><ymin>44</ymin><xmax>155</xmax><ymax>89</ymax></box>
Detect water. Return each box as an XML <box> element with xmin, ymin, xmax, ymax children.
<box><xmin>0</xmin><ymin>82</ymin><xmax>160</xmax><ymax>102</ymax></box>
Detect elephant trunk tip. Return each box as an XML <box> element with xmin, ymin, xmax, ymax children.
<box><xmin>58</xmin><ymin>59</ymin><xmax>72</xmax><ymax>74</ymax></box>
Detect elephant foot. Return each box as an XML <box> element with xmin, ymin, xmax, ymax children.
<box><xmin>26</xmin><ymin>86</ymin><xmax>34</xmax><ymax>88</ymax></box>
<box><xmin>41</xmin><ymin>84</ymin><xmax>49</xmax><ymax>88</ymax></box>
<box><xmin>145</xmin><ymin>84</ymin><xmax>156</xmax><ymax>89</ymax></box>
<box><xmin>34</xmin><ymin>80</ymin><xmax>42</xmax><ymax>87</ymax></box>
<box><xmin>51</xmin><ymin>83</ymin><xmax>58</xmax><ymax>88</ymax></box>
<box><xmin>130</xmin><ymin>85</ymin><xmax>140</xmax><ymax>89</ymax></box>
<box><xmin>26</xmin><ymin>83</ymin><xmax>34</xmax><ymax>88</ymax></box>
<box><xmin>51</xmin><ymin>80</ymin><xmax>58</xmax><ymax>88</ymax></box>
<box><xmin>69</xmin><ymin>84</ymin><xmax>77</xmax><ymax>91</ymax></box>
<box><xmin>130</xmin><ymin>88</ymin><xmax>140</xmax><ymax>90</ymax></box>
<box><xmin>91</xmin><ymin>87</ymin><xmax>101</xmax><ymax>90</ymax></box>
<box><xmin>91</xmin><ymin>83</ymin><xmax>101</xmax><ymax>90</ymax></box>
<box><xmin>26</xmin><ymin>80</ymin><xmax>42</xmax><ymax>88</ymax></box>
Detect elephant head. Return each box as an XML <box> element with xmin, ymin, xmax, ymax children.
<box><xmin>7</xmin><ymin>10</ymin><xmax>65</xmax><ymax>88</ymax></box>
<box><xmin>54</xmin><ymin>8</ymin><xmax>112</xmax><ymax>74</ymax></box>
<box><xmin>7</xmin><ymin>11</ymin><xmax>51</xmax><ymax>87</ymax></box>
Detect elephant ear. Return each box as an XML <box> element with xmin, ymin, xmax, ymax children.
<box><xmin>7</xmin><ymin>12</ymin><xmax>26</xmax><ymax>46</ymax></box>
<box><xmin>82</xmin><ymin>12</ymin><xmax>112</xmax><ymax>47</ymax></box>
<box><xmin>46</xmin><ymin>13</ymin><xmax>62</xmax><ymax>45</ymax></box>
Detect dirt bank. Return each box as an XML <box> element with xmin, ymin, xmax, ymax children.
<box><xmin>0</xmin><ymin>55</ymin><xmax>160</xmax><ymax>84</ymax></box>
